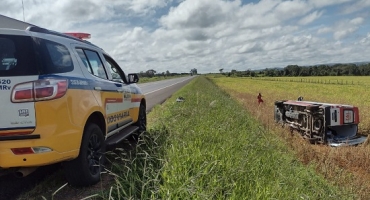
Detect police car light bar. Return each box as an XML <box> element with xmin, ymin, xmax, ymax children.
<box><xmin>64</xmin><ymin>32</ymin><xmax>91</xmax><ymax>40</ymax></box>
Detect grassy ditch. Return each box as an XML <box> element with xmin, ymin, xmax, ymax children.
<box><xmin>107</xmin><ymin>76</ymin><xmax>354</xmax><ymax>199</ymax></box>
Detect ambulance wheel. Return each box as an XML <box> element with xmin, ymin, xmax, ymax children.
<box><xmin>63</xmin><ymin>123</ymin><xmax>106</xmax><ymax>187</ymax></box>
<box><xmin>274</xmin><ymin>101</ymin><xmax>284</xmax><ymax>106</ymax></box>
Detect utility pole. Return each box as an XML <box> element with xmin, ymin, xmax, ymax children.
<box><xmin>22</xmin><ymin>0</ymin><xmax>25</xmax><ymax>21</ymax></box>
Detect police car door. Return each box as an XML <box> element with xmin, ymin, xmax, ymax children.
<box><xmin>102</xmin><ymin>54</ymin><xmax>132</xmax><ymax>102</ymax></box>
<box><xmin>101</xmin><ymin>54</ymin><xmax>133</xmax><ymax>129</ymax></box>
<box><xmin>74</xmin><ymin>48</ymin><xmax>132</xmax><ymax>134</ymax></box>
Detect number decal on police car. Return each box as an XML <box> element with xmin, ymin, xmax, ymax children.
<box><xmin>1</xmin><ymin>79</ymin><xmax>11</xmax><ymax>84</ymax></box>
<box><xmin>107</xmin><ymin>111</ymin><xmax>130</xmax><ymax>124</ymax></box>
<box><xmin>0</xmin><ymin>79</ymin><xmax>11</xmax><ymax>90</ymax></box>
<box><xmin>70</xmin><ymin>79</ymin><xmax>88</xmax><ymax>86</ymax></box>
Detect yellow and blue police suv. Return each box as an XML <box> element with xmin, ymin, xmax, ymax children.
<box><xmin>0</xmin><ymin>15</ymin><xmax>146</xmax><ymax>186</ymax></box>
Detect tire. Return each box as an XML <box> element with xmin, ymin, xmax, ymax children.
<box><xmin>131</xmin><ymin>103</ymin><xmax>147</xmax><ymax>141</ymax></box>
<box><xmin>274</xmin><ymin>101</ymin><xmax>284</xmax><ymax>106</ymax></box>
<box><xmin>63</xmin><ymin>123</ymin><xmax>106</xmax><ymax>187</ymax></box>
<box><xmin>135</xmin><ymin>103</ymin><xmax>147</xmax><ymax>133</ymax></box>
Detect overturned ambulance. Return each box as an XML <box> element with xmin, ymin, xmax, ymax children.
<box><xmin>274</xmin><ymin>99</ymin><xmax>367</xmax><ymax>147</ymax></box>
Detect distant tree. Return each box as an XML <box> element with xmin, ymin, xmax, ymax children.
<box><xmin>274</xmin><ymin>69</ymin><xmax>283</xmax><ymax>77</ymax></box>
<box><xmin>166</xmin><ymin>70</ymin><xmax>170</xmax><ymax>76</ymax></box>
<box><xmin>285</xmin><ymin>65</ymin><xmax>300</xmax><ymax>76</ymax></box>
<box><xmin>146</xmin><ymin>69</ymin><xmax>156</xmax><ymax>78</ymax></box>
<box><xmin>348</xmin><ymin>64</ymin><xmax>360</xmax><ymax>76</ymax></box>
<box><xmin>190</xmin><ymin>68</ymin><xmax>197</xmax><ymax>75</ymax></box>
<box><xmin>359</xmin><ymin>64</ymin><xmax>370</xmax><ymax>75</ymax></box>
<box><xmin>138</xmin><ymin>71</ymin><xmax>146</xmax><ymax>77</ymax></box>
<box><xmin>219</xmin><ymin>68</ymin><xmax>224</xmax><ymax>73</ymax></box>
<box><xmin>299</xmin><ymin>67</ymin><xmax>310</xmax><ymax>76</ymax></box>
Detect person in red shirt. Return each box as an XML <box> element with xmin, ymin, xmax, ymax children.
<box><xmin>257</xmin><ymin>93</ymin><xmax>263</xmax><ymax>105</ymax></box>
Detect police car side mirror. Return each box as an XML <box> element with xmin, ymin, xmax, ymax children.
<box><xmin>127</xmin><ymin>73</ymin><xmax>139</xmax><ymax>83</ymax></box>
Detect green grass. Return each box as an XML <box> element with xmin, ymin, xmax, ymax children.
<box><xmin>108</xmin><ymin>76</ymin><xmax>355</xmax><ymax>199</ymax></box>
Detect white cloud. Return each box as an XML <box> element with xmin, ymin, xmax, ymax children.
<box><xmin>160</xmin><ymin>0</ymin><xmax>239</xmax><ymax>29</ymax></box>
<box><xmin>334</xmin><ymin>28</ymin><xmax>357</xmax><ymax>40</ymax></box>
<box><xmin>342</xmin><ymin>0</ymin><xmax>370</xmax><ymax>14</ymax></box>
<box><xmin>299</xmin><ymin>11</ymin><xmax>323</xmax><ymax>25</ymax></box>
<box><xmin>317</xmin><ymin>27</ymin><xmax>332</xmax><ymax>34</ymax></box>
<box><xmin>333</xmin><ymin>17</ymin><xmax>364</xmax><ymax>40</ymax></box>
<box><xmin>359</xmin><ymin>33</ymin><xmax>370</xmax><ymax>45</ymax></box>
<box><xmin>308</xmin><ymin>0</ymin><xmax>352</xmax><ymax>8</ymax></box>
<box><xmin>273</xmin><ymin>0</ymin><xmax>313</xmax><ymax>21</ymax></box>
<box><xmin>350</xmin><ymin>17</ymin><xmax>364</xmax><ymax>25</ymax></box>
<box><xmin>129</xmin><ymin>0</ymin><xmax>170</xmax><ymax>13</ymax></box>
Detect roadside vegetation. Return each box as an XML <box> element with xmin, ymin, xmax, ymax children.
<box><xmin>18</xmin><ymin>76</ymin><xmax>359</xmax><ymax>199</ymax></box>
<box><xmin>137</xmin><ymin>69</ymin><xmax>195</xmax><ymax>83</ymax></box>
<box><xmin>138</xmin><ymin>75</ymin><xmax>190</xmax><ymax>83</ymax></box>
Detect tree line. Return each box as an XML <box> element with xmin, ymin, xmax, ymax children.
<box><xmin>138</xmin><ymin>68</ymin><xmax>197</xmax><ymax>78</ymax></box>
<box><xmin>225</xmin><ymin>63</ymin><xmax>370</xmax><ymax>77</ymax></box>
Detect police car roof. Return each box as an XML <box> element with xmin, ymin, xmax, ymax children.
<box><xmin>0</xmin><ymin>14</ymin><xmax>99</xmax><ymax>48</ymax></box>
<box><xmin>0</xmin><ymin>14</ymin><xmax>35</xmax><ymax>30</ymax></box>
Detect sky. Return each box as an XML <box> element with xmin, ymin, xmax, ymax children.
<box><xmin>1</xmin><ymin>0</ymin><xmax>370</xmax><ymax>74</ymax></box>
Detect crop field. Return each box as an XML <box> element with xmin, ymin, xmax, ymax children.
<box><xmin>210</xmin><ymin>76</ymin><xmax>370</xmax><ymax>198</ymax></box>
<box><xmin>251</xmin><ymin>76</ymin><xmax>370</xmax><ymax>86</ymax></box>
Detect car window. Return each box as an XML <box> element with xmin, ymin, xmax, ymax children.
<box><xmin>104</xmin><ymin>55</ymin><xmax>125</xmax><ymax>83</ymax></box>
<box><xmin>76</xmin><ymin>48</ymin><xmax>107</xmax><ymax>79</ymax></box>
<box><xmin>0</xmin><ymin>35</ymin><xmax>38</xmax><ymax>76</ymax></box>
<box><xmin>46</xmin><ymin>43</ymin><xmax>72</xmax><ymax>69</ymax></box>
<box><xmin>76</xmin><ymin>49</ymin><xmax>92</xmax><ymax>73</ymax></box>
<box><xmin>0</xmin><ymin>35</ymin><xmax>74</xmax><ymax>76</ymax></box>
<box><xmin>36</xmin><ymin>38</ymin><xmax>74</xmax><ymax>74</ymax></box>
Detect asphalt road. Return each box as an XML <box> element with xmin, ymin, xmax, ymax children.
<box><xmin>0</xmin><ymin>76</ymin><xmax>195</xmax><ymax>200</ymax></box>
<box><xmin>138</xmin><ymin>76</ymin><xmax>196</xmax><ymax>112</ymax></box>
